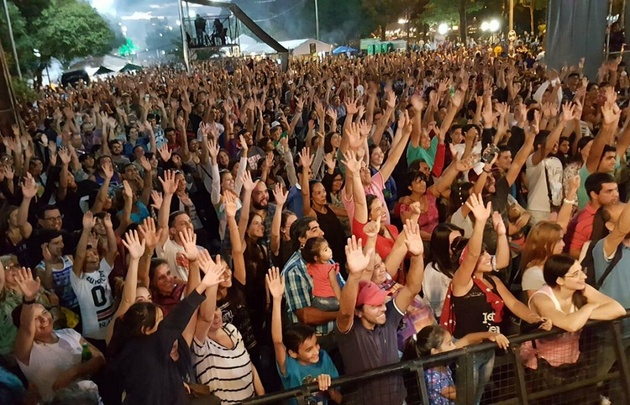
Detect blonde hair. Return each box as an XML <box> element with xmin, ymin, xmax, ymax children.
<box><xmin>521</xmin><ymin>221</ymin><xmax>564</xmax><ymax>269</ymax></box>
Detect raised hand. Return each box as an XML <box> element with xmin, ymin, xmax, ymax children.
<box><xmin>492</xmin><ymin>211</ymin><xmax>507</xmax><ymax>236</ymax></box>
<box><xmin>82</xmin><ymin>211</ymin><xmax>97</xmax><ymax>230</ymax></box>
<box><xmin>122</xmin><ymin>180</ymin><xmax>133</xmax><ymax>200</ymax></box>
<box><xmin>198</xmin><ymin>251</ymin><xmax>226</xmax><ymax>288</ymax></box>
<box><xmin>58</xmin><ymin>147</ymin><xmax>71</xmax><ymax>165</ymax></box>
<box><xmin>139</xmin><ymin>156</ymin><xmax>152</xmax><ymax>172</ymax></box>
<box><xmin>241</xmin><ymin>170</ymin><xmax>256</xmax><ymax>192</ymax></box>
<box><xmin>224</xmin><ymin>192</ymin><xmax>238</xmax><ymax>218</ymax></box>
<box><xmin>341</xmin><ymin>149</ymin><xmax>362</xmax><ymax>175</ymax></box>
<box><xmin>159</xmin><ymin>170</ymin><xmax>179</xmax><ymax>195</ymax></box>
<box><xmin>138</xmin><ymin>217</ymin><xmax>163</xmax><ymax>252</ymax></box>
<box><xmin>403</xmin><ymin>220</ymin><xmax>423</xmax><ymax>256</ymax></box>
<box><xmin>266</xmin><ymin>266</ymin><xmax>285</xmax><ymax>299</ymax></box>
<box><xmin>298</xmin><ymin>147</ymin><xmax>312</xmax><ymax>168</ymax></box>
<box><xmin>345</xmin><ymin>236</ymin><xmax>373</xmax><ymax>275</ymax></box>
<box><xmin>179</xmin><ymin>227</ymin><xmax>199</xmax><ymax>261</ymax></box>
<box><xmin>102</xmin><ymin>162</ymin><xmax>114</xmax><ymax>180</ymax></box>
<box><xmin>466</xmin><ymin>194</ymin><xmax>492</xmax><ymax>222</ymax></box>
<box><xmin>151</xmin><ymin>190</ymin><xmax>163</xmax><ymax>210</ymax></box>
<box><xmin>102</xmin><ymin>213</ymin><xmax>113</xmax><ymax>229</ymax></box>
<box><xmin>362</xmin><ymin>216</ymin><xmax>381</xmax><ymax>239</ymax></box>
<box><xmin>273</xmin><ymin>183</ymin><xmax>288</xmax><ymax>207</ymax></box>
<box><xmin>20</xmin><ymin>173</ymin><xmax>38</xmax><ymax>199</ymax></box>
<box><xmin>122</xmin><ymin>229</ymin><xmax>146</xmax><ymax>260</ymax></box>
<box><xmin>158</xmin><ymin>144</ymin><xmax>172</xmax><ymax>163</ymax></box>
<box><xmin>15</xmin><ymin>267</ymin><xmax>40</xmax><ymax>301</ymax></box>
<box><xmin>208</xmin><ymin>139</ymin><xmax>219</xmax><ymax>162</ymax></box>
<box><xmin>41</xmin><ymin>243</ymin><xmax>53</xmax><ymax>263</ymax></box>
<box><xmin>238</xmin><ymin>134</ymin><xmax>249</xmax><ymax>153</ymax></box>
<box><xmin>323</xmin><ymin>153</ymin><xmax>336</xmax><ymax>172</ymax></box>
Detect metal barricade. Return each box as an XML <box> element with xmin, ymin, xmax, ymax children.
<box><xmin>243</xmin><ymin>314</ymin><xmax>630</xmax><ymax>405</ymax></box>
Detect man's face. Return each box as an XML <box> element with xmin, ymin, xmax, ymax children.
<box><xmin>596</xmin><ymin>182</ymin><xmax>619</xmax><ymax>206</ymax></box>
<box><xmin>123</xmin><ymin>165</ymin><xmax>139</xmax><ymax>181</ymax></box>
<box><xmin>497</xmin><ymin>151</ymin><xmax>512</xmax><ymax>171</ymax></box>
<box><xmin>47</xmin><ymin>235</ymin><xmax>64</xmax><ymax>257</ymax></box>
<box><xmin>357</xmin><ymin>303</ymin><xmax>387</xmax><ymax>326</ymax></box>
<box><xmin>251</xmin><ymin>182</ymin><xmax>269</xmax><ymax>210</ymax></box>
<box><xmin>111</xmin><ymin>142</ymin><xmax>123</xmax><ymax>156</ymax></box>
<box><xmin>170</xmin><ymin>213</ymin><xmax>193</xmax><ymax>240</ymax></box>
<box><xmin>600</xmin><ymin>152</ymin><xmax>617</xmax><ymax>173</ymax></box>
<box><xmin>40</xmin><ymin>209</ymin><xmax>63</xmax><ymax>231</ymax></box>
<box><xmin>290</xmin><ymin>334</ymin><xmax>320</xmax><ymax>364</ymax></box>
<box><xmin>305</xmin><ymin>221</ymin><xmax>324</xmax><ymax>240</ymax></box>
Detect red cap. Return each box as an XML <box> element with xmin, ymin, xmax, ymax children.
<box><xmin>356</xmin><ymin>280</ymin><xmax>388</xmax><ymax>307</ymax></box>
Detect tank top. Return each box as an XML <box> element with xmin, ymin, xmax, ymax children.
<box><xmin>451</xmin><ymin>278</ymin><xmax>502</xmax><ymax>338</ymax></box>
<box><xmin>37</xmin><ymin>256</ymin><xmax>79</xmax><ymax>310</ymax></box>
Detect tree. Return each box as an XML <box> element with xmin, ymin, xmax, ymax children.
<box><xmin>0</xmin><ymin>1</ymin><xmax>37</xmax><ymax>76</ymax></box>
<box><xmin>361</xmin><ymin>0</ymin><xmax>424</xmax><ymax>40</ymax></box>
<box><xmin>521</xmin><ymin>0</ymin><xmax>546</xmax><ymax>35</ymax></box>
<box><xmin>420</xmin><ymin>0</ymin><xmax>487</xmax><ymax>43</ymax></box>
<box><xmin>32</xmin><ymin>0</ymin><xmax>116</xmax><ymax>65</ymax></box>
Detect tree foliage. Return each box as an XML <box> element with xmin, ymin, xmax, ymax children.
<box><xmin>33</xmin><ymin>0</ymin><xmax>115</xmax><ymax>65</ymax></box>
<box><xmin>0</xmin><ymin>2</ymin><xmax>37</xmax><ymax>74</ymax></box>
<box><xmin>360</xmin><ymin>0</ymin><xmax>429</xmax><ymax>39</ymax></box>
<box><xmin>420</xmin><ymin>0</ymin><xmax>485</xmax><ymax>25</ymax></box>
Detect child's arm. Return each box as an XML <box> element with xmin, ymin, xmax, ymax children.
<box><xmin>267</xmin><ymin>267</ymin><xmax>288</xmax><ymax>375</ymax></box>
<box><xmin>456</xmin><ymin>332</ymin><xmax>510</xmax><ymax>350</ymax></box>
<box><xmin>252</xmin><ymin>365</ymin><xmax>265</xmax><ymax>396</ymax></box>
<box><xmin>329</xmin><ymin>267</ymin><xmax>341</xmax><ymax>300</ymax></box>
<box><xmin>315</xmin><ymin>374</ymin><xmax>343</xmax><ymax>403</ymax></box>
<box><xmin>441</xmin><ymin>386</ymin><xmax>457</xmax><ymax>400</ymax></box>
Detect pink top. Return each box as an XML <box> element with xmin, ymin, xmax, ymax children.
<box><xmin>520</xmin><ymin>285</ymin><xmax>580</xmax><ymax>369</ymax></box>
<box><xmin>343</xmin><ymin>171</ymin><xmax>391</xmax><ymax>229</ymax></box>
<box><xmin>307</xmin><ymin>262</ymin><xmax>339</xmax><ymax>299</ymax></box>
<box><xmin>399</xmin><ymin>194</ymin><xmax>439</xmax><ymax>236</ymax></box>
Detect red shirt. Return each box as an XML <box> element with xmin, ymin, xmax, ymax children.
<box><xmin>352</xmin><ymin>217</ymin><xmax>399</xmax><ymax>260</ymax></box>
<box><xmin>568</xmin><ymin>203</ymin><xmax>597</xmax><ymax>253</ymax></box>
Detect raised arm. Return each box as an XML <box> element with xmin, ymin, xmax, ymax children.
<box><xmin>336</xmin><ymin>236</ymin><xmax>374</xmax><ymax>333</ymax></box>
<box><xmin>298</xmin><ymin>147</ymin><xmax>315</xmax><ymax>217</ymax></box>
<box><xmin>13</xmin><ymin>267</ymin><xmax>40</xmax><ymax>365</ymax></box>
<box><xmin>17</xmin><ymin>173</ymin><xmax>36</xmax><ymax>239</ymax></box>
<box><xmin>451</xmin><ymin>195</ymin><xmax>492</xmax><ymax>295</ymax></box>
<box><xmin>603</xmin><ymin>197</ymin><xmax>630</xmax><ymax>257</ymax></box>
<box><xmin>380</xmin><ymin>111</ymin><xmax>412</xmax><ymax>182</ymax></box>
<box><xmin>106</xmin><ymin>230</ymin><xmax>145</xmax><ymax>344</ymax></box>
<box><xmin>157</xmin><ymin>170</ymin><xmax>178</xmax><ymax>247</ymax></box>
<box><xmin>505</xmin><ymin>121</ymin><xmax>537</xmax><ymax>186</ymax></box>
<box><xmin>137</xmin><ymin>217</ymin><xmax>163</xmax><ymax>290</ymax></box>
<box><xmin>394</xmin><ymin>221</ymin><xmax>425</xmax><ymax>311</ymax></box>
<box><xmin>492</xmin><ymin>212</ymin><xmax>510</xmax><ymax>269</ymax></box>
<box><xmin>267</xmin><ymin>267</ymin><xmax>288</xmax><ymax>375</ymax></box>
<box><xmin>225</xmin><ymin>193</ymin><xmax>246</xmax><ymax>285</ymax></box>
<box><xmin>270</xmin><ymin>184</ymin><xmax>287</xmax><ymax>257</ymax></box>
<box><xmin>238</xmin><ymin>171</ymin><xmax>256</xmax><ymax>243</ymax></box>
<box><xmin>342</xmin><ymin>149</ymin><xmax>366</xmax><ymax>222</ymax></box>
<box><xmin>74</xmin><ymin>212</ymin><xmax>98</xmax><ymax>277</ymax></box>
<box><xmin>531</xmin><ymin>103</ymin><xmax>573</xmax><ymax>166</ymax></box>
<box><xmin>101</xmin><ymin>213</ymin><xmax>118</xmax><ymax>267</ymax></box>
<box><xmin>193</xmin><ymin>252</ymin><xmax>226</xmax><ymax>342</ymax></box>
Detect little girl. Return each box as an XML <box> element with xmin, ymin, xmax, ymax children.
<box><xmin>302</xmin><ymin>237</ymin><xmax>341</xmax><ymax>311</ymax></box>
<box><xmin>404</xmin><ymin>324</ymin><xmax>509</xmax><ymax>405</ymax></box>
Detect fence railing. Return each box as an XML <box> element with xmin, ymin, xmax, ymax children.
<box><xmin>243</xmin><ymin>314</ymin><xmax>630</xmax><ymax>405</ymax></box>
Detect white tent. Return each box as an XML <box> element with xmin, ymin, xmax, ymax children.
<box><xmin>245</xmin><ymin>38</ymin><xmax>332</xmax><ymax>56</ymax></box>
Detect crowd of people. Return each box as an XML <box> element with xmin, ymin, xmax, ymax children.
<box><xmin>0</xmin><ymin>43</ymin><xmax>630</xmax><ymax>405</ymax></box>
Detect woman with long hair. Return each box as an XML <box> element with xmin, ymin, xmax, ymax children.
<box><xmin>423</xmin><ymin>223</ymin><xmax>467</xmax><ymax>317</ymax></box>
<box><xmin>441</xmin><ymin>194</ymin><xmax>552</xmax><ymax>404</ymax></box>
<box><xmin>521</xmin><ymin>254</ymin><xmax>624</xmax><ymax>398</ymax></box>
<box><xmin>108</xmin><ymin>253</ymin><xmax>225</xmax><ymax>405</ymax></box>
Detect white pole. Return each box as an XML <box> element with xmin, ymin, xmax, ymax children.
<box><xmin>315</xmin><ymin>0</ymin><xmax>320</xmax><ymax>41</ymax></box>
<box><xmin>2</xmin><ymin>0</ymin><xmax>21</xmax><ymax>79</ymax></box>
<box><xmin>178</xmin><ymin>0</ymin><xmax>191</xmax><ymax>73</ymax></box>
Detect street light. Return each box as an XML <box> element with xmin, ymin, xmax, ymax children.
<box><xmin>438</xmin><ymin>23</ymin><xmax>449</xmax><ymax>36</ymax></box>
<box><xmin>315</xmin><ymin>0</ymin><xmax>320</xmax><ymax>40</ymax></box>
<box><xmin>489</xmin><ymin>19</ymin><xmax>500</xmax><ymax>33</ymax></box>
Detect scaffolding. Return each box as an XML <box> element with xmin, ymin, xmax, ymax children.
<box><xmin>177</xmin><ymin>0</ymin><xmax>289</xmax><ymax>71</ymax></box>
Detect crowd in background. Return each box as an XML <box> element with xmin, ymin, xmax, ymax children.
<box><xmin>1</xmin><ymin>43</ymin><xmax>630</xmax><ymax>404</ymax></box>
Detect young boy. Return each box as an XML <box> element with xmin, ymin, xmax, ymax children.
<box><xmin>70</xmin><ymin>211</ymin><xmax>117</xmax><ymax>351</ymax></box>
<box><xmin>267</xmin><ymin>267</ymin><xmax>342</xmax><ymax>404</ymax></box>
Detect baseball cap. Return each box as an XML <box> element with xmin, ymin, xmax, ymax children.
<box><xmin>271</xmin><ymin>121</ymin><xmax>282</xmax><ymax>129</ymax></box>
<box><xmin>356</xmin><ymin>280</ymin><xmax>388</xmax><ymax>307</ymax></box>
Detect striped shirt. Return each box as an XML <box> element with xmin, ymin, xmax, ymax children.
<box><xmin>192</xmin><ymin>323</ymin><xmax>255</xmax><ymax>404</ymax></box>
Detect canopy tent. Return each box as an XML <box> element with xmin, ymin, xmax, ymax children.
<box><xmin>245</xmin><ymin>38</ymin><xmax>332</xmax><ymax>56</ymax></box>
<box><xmin>332</xmin><ymin>46</ymin><xmax>358</xmax><ymax>55</ymax></box>
<box><xmin>68</xmin><ymin>55</ymin><xmax>143</xmax><ymax>76</ymax></box>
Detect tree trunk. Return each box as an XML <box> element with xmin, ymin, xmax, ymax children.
<box><xmin>459</xmin><ymin>0</ymin><xmax>467</xmax><ymax>44</ymax></box>
<box><xmin>380</xmin><ymin>25</ymin><xmax>386</xmax><ymax>41</ymax></box>
<box><xmin>530</xmin><ymin>4</ymin><xmax>535</xmax><ymax>35</ymax></box>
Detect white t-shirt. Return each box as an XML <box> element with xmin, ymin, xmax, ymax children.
<box><xmin>449</xmin><ymin>207</ymin><xmax>473</xmax><ymax>238</ymax></box>
<box><xmin>522</xmin><ymin>265</ymin><xmax>545</xmax><ymax>292</ymax></box>
<box><xmin>526</xmin><ymin>155</ymin><xmax>563</xmax><ymax>212</ymax></box>
<box><xmin>422</xmin><ymin>262</ymin><xmax>452</xmax><ymax>317</ymax></box>
<box><xmin>17</xmin><ymin>329</ymin><xmax>86</xmax><ymax>400</ymax></box>
<box><xmin>157</xmin><ymin>238</ymin><xmax>202</xmax><ymax>282</ymax></box>
<box><xmin>191</xmin><ymin>323</ymin><xmax>255</xmax><ymax>403</ymax></box>
<box><xmin>70</xmin><ymin>259</ymin><xmax>114</xmax><ymax>340</ymax></box>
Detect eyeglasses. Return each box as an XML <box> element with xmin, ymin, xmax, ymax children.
<box><xmin>44</xmin><ymin>215</ymin><xmax>64</xmax><ymax>222</ymax></box>
<box><xmin>564</xmin><ymin>268</ymin><xmax>587</xmax><ymax>279</ymax></box>
<box><xmin>4</xmin><ymin>263</ymin><xmax>19</xmax><ymax>271</ymax></box>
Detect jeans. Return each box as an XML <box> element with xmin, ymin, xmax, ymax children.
<box><xmin>472</xmin><ymin>349</ymin><xmax>495</xmax><ymax>404</ymax></box>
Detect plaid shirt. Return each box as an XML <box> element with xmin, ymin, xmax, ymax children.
<box><xmin>282</xmin><ymin>250</ymin><xmax>344</xmax><ymax>336</ymax></box>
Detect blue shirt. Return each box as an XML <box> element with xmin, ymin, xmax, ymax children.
<box><xmin>593</xmin><ymin>239</ymin><xmax>630</xmax><ymax>337</ymax></box>
<box><xmin>286</xmin><ymin>185</ymin><xmax>304</xmax><ymax>219</ymax></box>
<box><xmin>279</xmin><ymin>349</ymin><xmax>338</xmax><ymax>405</ymax></box>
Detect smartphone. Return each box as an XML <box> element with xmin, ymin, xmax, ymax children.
<box><xmin>144</xmin><ymin>94</ymin><xmax>150</xmax><ymax>103</ymax></box>
<box><xmin>482</xmin><ymin>144</ymin><xmax>500</xmax><ymax>164</ymax></box>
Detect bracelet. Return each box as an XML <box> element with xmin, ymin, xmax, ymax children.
<box><xmin>23</xmin><ymin>298</ymin><xmax>36</xmax><ymax>305</ymax></box>
<box><xmin>483</xmin><ymin>168</ymin><xmax>492</xmax><ymax>174</ymax></box>
<box><xmin>563</xmin><ymin>198</ymin><xmax>577</xmax><ymax>205</ymax></box>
